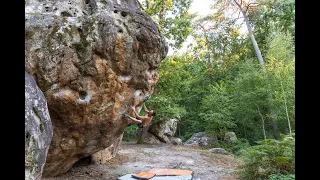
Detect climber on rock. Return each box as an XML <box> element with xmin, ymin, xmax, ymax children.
<box><xmin>124</xmin><ymin>103</ymin><xmax>156</xmax><ymax>128</ymax></box>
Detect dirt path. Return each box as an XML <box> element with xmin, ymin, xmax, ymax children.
<box><xmin>44</xmin><ymin>142</ymin><xmax>241</xmax><ymax>180</ymax></box>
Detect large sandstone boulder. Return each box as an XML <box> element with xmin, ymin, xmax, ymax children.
<box><xmin>184</xmin><ymin>132</ymin><xmax>214</xmax><ymax>146</ymax></box>
<box><xmin>170</xmin><ymin>137</ymin><xmax>183</xmax><ymax>145</ymax></box>
<box><xmin>143</xmin><ymin>131</ymin><xmax>162</xmax><ymax>144</ymax></box>
<box><xmin>25</xmin><ymin>0</ymin><xmax>167</xmax><ymax>177</ymax></box>
<box><xmin>25</xmin><ymin>72</ymin><xmax>53</xmax><ymax>180</ymax></box>
<box><xmin>224</xmin><ymin>132</ymin><xmax>237</xmax><ymax>143</ymax></box>
<box><xmin>148</xmin><ymin>118</ymin><xmax>178</xmax><ymax>143</ymax></box>
<box><xmin>91</xmin><ymin>133</ymin><xmax>123</xmax><ymax>164</ymax></box>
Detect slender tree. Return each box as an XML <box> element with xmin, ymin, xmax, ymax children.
<box><xmin>232</xmin><ymin>0</ymin><xmax>264</xmax><ymax>65</ymax></box>
<box><xmin>256</xmin><ymin>105</ymin><xmax>266</xmax><ymax>139</ymax></box>
<box><xmin>222</xmin><ymin>0</ymin><xmax>280</xmax><ymax>139</ymax></box>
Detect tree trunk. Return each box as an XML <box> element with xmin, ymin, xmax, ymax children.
<box><xmin>137</xmin><ymin>0</ymin><xmax>144</xmax><ymax>10</ymax></box>
<box><xmin>158</xmin><ymin>0</ymin><xmax>165</xmax><ymax>28</ymax></box>
<box><xmin>280</xmin><ymin>78</ymin><xmax>292</xmax><ymax>136</ymax></box>
<box><xmin>270</xmin><ymin>111</ymin><xmax>280</xmax><ymax>140</ymax></box>
<box><xmin>257</xmin><ymin>105</ymin><xmax>266</xmax><ymax>140</ymax></box>
<box><xmin>240</xmin><ymin>9</ymin><xmax>265</xmax><ymax>65</ymax></box>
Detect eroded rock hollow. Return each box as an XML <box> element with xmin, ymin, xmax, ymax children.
<box><xmin>25</xmin><ymin>0</ymin><xmax>168</xmax><ymax>177</ymax></box>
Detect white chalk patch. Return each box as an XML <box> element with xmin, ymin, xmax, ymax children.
<box><xmin>119</xmin><ymin>75</ymin><xmax>132</xmax><ymax>82</ymax></box>
<box><xmin>25</xmin><ymin>92</ymin><xmax>30</xmax><ymax>99</ymax></box>
<box><xmin>146</xmin><ymin>70</ymin><xmax>152</xmax><ymax>77</ymax></box>
<box><xmin>136</xmin><ymin>106</ymin><xmax>142</xmax><ymax>114</ymax></box>
<box><xmin>32</xmin><ymin>111</ymin><xmax>41</xmax><ymax>125</ymax></box>
<box><xmin>100</xmin><ymin>102</ymin><xmax>113</xmax><ymax>111</ymax></box>
<box><xmin>53</xmin><ymin>91</ymin><xmax>61</xmax><ymax>98</ymax></box>
<box><xmin>56</xmin><ymin>26</ymin><xmax>64</xmax><ymax>34</ymax></box>
<box><xmin>34</xmin><ymin>100</ymin><xmax>38</xmax><ymax>106</ymax></box>
<box><xmin>75</xmin><ymin>22</ymin><xmax>82</xmax><ymax>28</ymax></box>
<box><xmin>134</xmin><ymin>90</ymin><xmax>143</xmax><ymax>99</ymax></box>
<box><xmin>25</xmin><ymin>3</ymin><xmax>43</xmax><ymax>14</ymax></box>
<box><xmin>86</xmin><ymin>36</ymin><xmax>93</xmax><ymax>41</ymax></box>
<box><xmin>52</xmin><ymin>88</ymin><xmax>72</xmax><ymax>98</ymax></box>
<box><xmin>77</xmin><ymin>92</ymin><xmax>92</xmax><ymax>104</ymax></box>
<box><xmin>63</xmin><ymin>89</ymin><xmax>72</xmax><ymax>96</ymax></box>
<box><xmin>50</xmin><ymin>84</ymin><xmax>58</xmax><ymax>90</ymax></box>
<box><xmin>67</xmin><ymin>17</ymin><xmax>77</xmax><ymax>23</ymax></box>
<box><xmin>96</xmin><ymin>2</ymin><xmax>106</xmax><ymax>9</ymax></box>
<box><xmin>105</xmin><ymin>102</ymin><xmax>113</xmax><ymax>108</ymax></box>
<box><xmin>142</xmin><ymin>93</ymin><xmax>150</xmax><ymax>100</ymax></box>
<box><xmin>116</xmin><ymin>93</ymin><xmax>125</xmax><ymax>101</ymax></box>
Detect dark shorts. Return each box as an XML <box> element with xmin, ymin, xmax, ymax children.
<box><xmin>137</xmin><ymin>123</ymin><xmax>143</xmax><ymax>128</ymax></box>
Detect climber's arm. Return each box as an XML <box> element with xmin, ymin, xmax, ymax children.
<box><xmin>132</xmin><ymin>107</ymin><xmax>144</xmax><ymax>119</ymax></box>
<box><xmin>125</xmin><ymin>114</ymin><xmax>142</xmax><ymax>123</ymax></box>
<box><xmin>143</xmin><ymin>103</ymin><xmax>149</xmax><ymax>113</ymax></box>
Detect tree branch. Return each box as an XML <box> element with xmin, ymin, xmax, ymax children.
<box><xmin>233</xmin><ymin>0</ymin><xmax>242</xmax><ymax>8</ymax></box>
<box><xmin>137</xmin><ymin>0</ymin><xmax>145</xmax><ymax>10</ymax></box>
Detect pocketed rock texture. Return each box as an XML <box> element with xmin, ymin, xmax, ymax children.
<box><xmin>25</xmin><ymin>72</ymin><xmax>53</xmax><ymax>180</ymax></box>
<box><xmin>25</xmin><ymin>0</ymin><xmax>168</xmax><ymax>177</ymax></box>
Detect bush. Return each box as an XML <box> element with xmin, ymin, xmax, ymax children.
<box><xmin>230</xmin><ymin>138</ymin><xmax>251</xmax><ymax>156</ymax></box>
<box><xmin>239</xmin><ymin>134</ymin><xmax>295</xmax><ymax>180</ymax></box>
<box><xmin>217</xmin><ymin>138</ymin><xmax>251</xmax><ymax>156</ymax></box>
<box><xmin>123</xmin><ymin>125</ymin><xmax>137</xmax><ymax>142</ymax></box>
<box><xmin>268</xmin><ymin>173</ymin><xmax>295</xmax><ymax>180</ymax></box>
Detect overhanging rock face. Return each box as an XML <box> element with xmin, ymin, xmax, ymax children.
<box><xmin>25</xmin><ymin>0</ymin><xmax>168</xmax><ymax>177</ymax></box>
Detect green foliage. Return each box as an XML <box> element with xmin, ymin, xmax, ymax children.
<box><xmin>265</xmin><ymin>30</ymin><xmax>294</xmax><ymax>64</ymax></box>
<box><xmin>147</xmin><ymin>56</ymin><xmax>191</xmax><ymax>121</ymax></box>
<box><xmin>150</xmin><ymin>55</ymin><xmax>210</xmax><ymax>136</ymax></box>
<box><xmin>211</xmin><ymin>138</ymin><xmax>251</xmax><ymax>157</ymax></box>
<box><xmin>231</xmin><ymin>60</ymin><xmax>271</xmax><ymax>143</ymax></box>
<box><xmin>140</xmin><ymin>3</ymin><xmax>295</xmax><ymax>180</ymax></box>
<box><xmin>251</xmin><ymin>0</ymin><xmax>295</xmax><ymax>56</ymax></box>
<box><xmin>268</xmin><ymin>173</ymin><xmax>295</xmax><ymax>180</ymax></box>
<box><xmin>147</xmin><ymin>96</ymin><xmax>186</xmax><ymax>121</ymax></box>
<box><xmin>146</xmin><ymin>0</ymin><xmax>294</xmax><ymax>148</ymax></box>
<box><xmin>163</xmin><ymin>0</ymin><xmax>194</xmax><ymax>49</ymax></box>
<box><xmin>140</xmin><ymin>0</ymin><xmax>194</xmax><ymax>48</ymax></box>
<box><xmin>239</xmin><ymin>136</ymin><xmax>295</xmax><ymax>180</ymax></box>
<box><xmin>199</xmin><ymin>82</ymin><xmax>236</xmax><ymax>140</ymax></box>
<box><xmin>123</xmin><ymin>125</ymin><xmax>137</xmax><ymax>142</ymax></box>
<box><xmin>225</xmin><ymin>138</ymin><xmax>251</xmax><ymax>156</ymax></box>
<box><xmin>265</xmin><ymin>31</ymin><xmax>295</xmax><ymax>135</ymax></box>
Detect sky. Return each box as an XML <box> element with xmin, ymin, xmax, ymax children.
<box><xmin>167</xmin><ymin>0</ymin><xmax>247</xmax><ymax>56</ymax></box>
<box><xmin>167</xmin><ymin>0</ymin><xmax>214</xmax><ymax>56</ymax></box>
<box><xmin>189</xmin><ymin>0</ymin><xmax>213</xmax><ymax>16</ymax></box>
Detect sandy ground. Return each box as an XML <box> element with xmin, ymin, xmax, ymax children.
<box><xmin>44</xmin><ymin>142</ymin><xmax>242</xmax><ymax>180</ymax></box>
